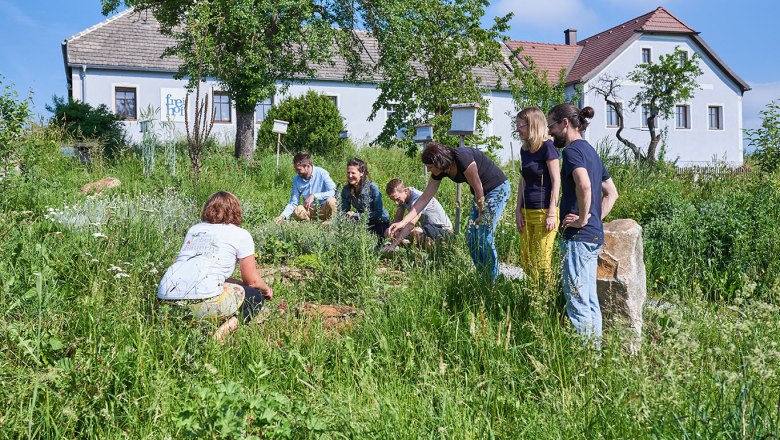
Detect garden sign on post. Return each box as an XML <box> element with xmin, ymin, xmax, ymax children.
<box><xmin>272</xmin><ymin>120</ymin><xmax>289</xmax><ymax>176</ymax></box>
<box><xmin>447</xmin><ymin>103</ymin><xmax>480</xmax><ymax>235</ymax></box>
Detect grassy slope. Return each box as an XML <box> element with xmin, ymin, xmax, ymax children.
<box><xmin>0</xmin><ymin>133</ymin><xmax>778</xmax><ymax>438</ymax></box>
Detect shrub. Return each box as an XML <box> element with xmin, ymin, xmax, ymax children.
<box><xmin>256</xmin><ymin>91</ymin><xmax>345</xmax><ymax>156</ymax></box>
<box><xmin>46</xmin><ymin>95</ymin><xmax>126</xmax><ymax>157</ymax></box>
<box><xmin>746</xmin><ymin>100</ymin><xmax>780</xmax><ymax>173</ymax></box>
<box><xmin>0</xmin><ymin>76</ymin><xmax>32</xmax><ymax>157</ymax></box>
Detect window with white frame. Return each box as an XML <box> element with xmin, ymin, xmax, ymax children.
<box><xmin>606</xmin><ymin>102</ymin><xmax>622</xmax><ymax>128</ymax></box>
<box><xmin>386</xmin><ymin>103</ymin><xmax>399</xmax><ymax>120</ymax></box>
<box><xmin>115</xmin><ymin>87</ymin><xmax>137</xmax><ymax>120</ymax></box>
<box><xmin>708</xmin><ymin>106</ymin><xmax>723</xmax><ymax>130</ymax></box>
<box><xmin>641</xmin><ymin>104</ymin><xmax>658</xmax><ymax>129</ymax></box>
<box><xmin>255</xmin><ymin>97</ymin><xmax>273</xmax><ymax>123</ymax></box>
<box><xmin>675</xmin><ymin>104</ymin><xmax>690</xmax><ymax>129</ymax></box>
<box><xmin>677</xmin><ymin>50</ymin><xmax>689</xmax><ymax>67</ymax></box>
<box><xmin>213</xmin><ymin>92</ymin><xmax>231</xmax><ymax>123</ymax></box>
<box><xmin>642</xmin><ymin>48</ymin><xmax>652</xmax><ymax>64</ymax></box>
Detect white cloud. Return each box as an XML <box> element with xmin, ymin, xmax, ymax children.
<box><xmin>494</xmin><ymin>0</ymin><xmax>599</xmax><ymax>32</ymax></box>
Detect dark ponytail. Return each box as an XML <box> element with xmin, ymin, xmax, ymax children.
<box><xmin>548</xmin><ymin>103</ymin><xmax>595</xmax><ymax>132</ymax></box>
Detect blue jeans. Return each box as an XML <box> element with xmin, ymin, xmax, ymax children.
<box><xmin>560</xmin><ymin>240</ymin><xmax>603</xmax><ymax>341</ymax></box>
<box><xmin>466</xmin><ymin>180</ymin><xmax>510</xmax><ymax>280</ymax></box>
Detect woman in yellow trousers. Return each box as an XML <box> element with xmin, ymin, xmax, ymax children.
<box><xmin>515</xmin><ymin>107</ymin><xmax>561</xmax><ymax>281</ymax></box>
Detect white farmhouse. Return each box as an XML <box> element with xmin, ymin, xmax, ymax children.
<box><xmin>62</xmin><ymin>7</ymin><xmax>748</xmax><ymax>165</ymax></box>
<box><xmin>510</xmin><ymin>7</ymin><xmax>751</xmax><ymax>165</ymax></box>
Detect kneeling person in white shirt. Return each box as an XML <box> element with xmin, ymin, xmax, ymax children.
<box><xmin>158</xmin><ymin>191</ymin><xmax>273</xmax><ymax>340</ymax></box>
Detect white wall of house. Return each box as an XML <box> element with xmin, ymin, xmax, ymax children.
<box><xmin>69</xmin><ymin>67</ymin><xmax>522</xmax><ymax>161</ymax></box>
<box><xmin>581</xmin><ymin>34</ymin><xmax>744</xmax><ymax>166</ymax></box>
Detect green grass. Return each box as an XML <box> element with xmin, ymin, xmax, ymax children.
<box><xmin>0</xmin><ymin>130</ymin><xmax>779</xmax><ymax>438</ymax></box>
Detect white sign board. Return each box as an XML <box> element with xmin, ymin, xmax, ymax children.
<box><xmin>161</xmin><ymin>88</ymin><xmax>187</xmax><ymax>122</ymax></box>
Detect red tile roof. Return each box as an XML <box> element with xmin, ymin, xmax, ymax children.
<box><xmin>505</xmin><ymin>41</ymin><xmax>581</xmax><ymax>85</ymax></box>
<box><xmin>566</xmin><ymin>7</ymin><xmax>694</xmax><ymax>83</ymax></box>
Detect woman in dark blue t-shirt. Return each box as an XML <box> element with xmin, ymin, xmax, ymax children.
<box><xmin>515</xmin><ymin>107</ymin><xmax>560</xmax><ymax>280</ymax></box>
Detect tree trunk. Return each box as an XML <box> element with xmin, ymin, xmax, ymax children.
<box><xmin>646</xmin><ymin>135</ymin><xmax>661</xmax><ymax>164</ymax></box>
<box><xmin>234</xmin><ymin>110</ymin><xmax>255</xmax><ymax>162</ymax></box>
<box><xmin>614</xmin><ymin>109</ymin><xmax>642</xmax><ymax>162</ymax></box>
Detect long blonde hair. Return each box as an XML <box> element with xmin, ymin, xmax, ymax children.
<box><xmin>517</xmin><ymin>107</ymin><xmax>550</xmax><ymax>153</ymax></box>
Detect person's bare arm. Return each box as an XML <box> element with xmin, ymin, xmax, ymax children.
<box><xmin>515</xmin><ymin>176</ymin><xmax>525</xmax><ymax>234</ymax></box>
<box><xmin>238</xmin><ymin>255</ymin><xmax>273</xmax><ymax>299</ymax></box>
<box><xmin>601</xmin><ymin>178</ymin><xmax>619</xmax><ymax>219</ymax></box>
<box><xmin>462</xmin><ymin>162</ymin><xmax>483</xmax><ymax>209</ymax></box>
<box><xmin>546</xmin><ymin>158</ymin><xmax>561</xmax><ymax>231</ymax></box>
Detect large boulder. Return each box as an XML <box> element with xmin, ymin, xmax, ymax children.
<box><xmin>597</xmin><ymin>219</ymin><xmax>646</xmax><ymax>351</ymax></box>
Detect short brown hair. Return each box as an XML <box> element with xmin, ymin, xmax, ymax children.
<box><xmin>293</xmin><ymin>151</ymin><xmax>312</xmax><ymax>166</ymax></box>
<box><xmin>421</xmin><ymin>141</ymin><xmax>455</xmax><ymax>171</ymax></box>
<box><xmin>201</xmin><ymin>191</ymin><xmax>243</xmax><ymax>226</ymax></box>
<box><xmin>386</xmin><ymin>178</ymin><xmax>405</xmax><ymax>195</ymax></box>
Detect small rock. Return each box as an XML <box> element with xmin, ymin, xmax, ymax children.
<box><xmin>295</xmin><ymin>302</ymin><xmax>362</xmax><ymax>332</ymax></box>
<box><xmin>81</xmin><ymin>177</ymin><xmax>121</xmax><ymax>194</ymax></box>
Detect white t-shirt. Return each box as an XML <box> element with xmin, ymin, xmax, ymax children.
<box><xmin>158</xmin><ymin>222</ymin><xmax>255</xmax><ymax>300</ymax></box>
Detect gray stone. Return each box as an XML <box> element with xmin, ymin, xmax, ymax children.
<box><xmin>597</xmin><ymin>219</ymin><xmax>647</xmax><ymax>352</ymax></box>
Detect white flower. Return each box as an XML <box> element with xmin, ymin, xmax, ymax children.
<box><xmin>114</xmin><ymin>273</ymin><xmax>130</xmax><ymax>279</ymax></box>
<box><xmin>92</xmin><ymin>232</ymin><xmax>107</xmax><ymax>238</ymax></box>
<box><xmin>149</xmin><ymin>268</ymin><xmax>159</xmax><ymax>275</ymax></box>
<box><xmin>108</xmin><ymin>265</ymin><xmax>124</xmax><ymax>272</ymax></box>
<box><xmin>90</xmin><ymin>259</ymin><xmax>99</xmax><ymax>263</ymax></box>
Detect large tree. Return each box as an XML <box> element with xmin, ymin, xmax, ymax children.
<box><xmin>358</xmin><ymin>0</ymin><xmax>511</xmax><ymax>151</ymax></box>
<box><xmin>101</xmin><ymin>0</ymin><xmax>364</xmax><ymax>161</ymax></box>
<box><xmin>627</xmin><ymin>47</ymin><xmax>702</xmax><ymax>164</ymax></box>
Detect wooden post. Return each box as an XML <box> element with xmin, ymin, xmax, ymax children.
<box><xmin>275</xmin><ymin>132</ymin><xmax>281</xmax><ymax>176</ymax></box>
<box><xmin>454</xmin><ymin>135</ymin><xmax>464</xmax><ymax>235</ymax></box>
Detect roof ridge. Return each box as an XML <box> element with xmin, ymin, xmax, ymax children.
<box><xmin>66</xmin><ymin>8</ymin><xmax>135</xmax><ymax>42</ymax></box>
<box><xmin>578</xmin><ymin>8</ymin><xmax>657</xmax><ymax>45</ymax></box>
<box><xmin>640</xmin><ymin>6</ymin><xmax>695</xmax><ymax>32</ymax></box>
<box><xmin>507</xmin><ymin>40</ymin><xmax>574</xmax><ymax>48</ymax></box>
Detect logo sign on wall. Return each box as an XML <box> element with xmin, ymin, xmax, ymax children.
<box><xmin>161</xmin><ymin>88</ymin><xmax>187</xmax><ymax>122</ymax></box>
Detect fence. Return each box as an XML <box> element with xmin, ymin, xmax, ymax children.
<box><xmin>674</xmin><ymin>164</ymin><xmax>752</xmax><ymax>181</ymax></box>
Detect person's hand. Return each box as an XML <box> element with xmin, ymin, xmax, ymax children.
<box><xmin>262</xmin><ymin>286</ymin><xmax>273</xmax><ymax>300</ymax></box>
<box><xmin>516</xmin><ymin>212</ymin><xmax>525</xmax><ymax>234</ymax></box>
<box><xmin>274</xmin><ymin>215</ymin><xmax>285</xmax><ymax>225</ymax></box>
<box><xmin>545</xmin><ymin>214</ymin><xmax>557</xmax><ymax>232</ymax></box>
<box><xmin>388</xmin><ymin>221</ymin><xmax>405</xmax><ymax>236</ymax></box>
<box><xmin>563</xmin><ymin>213</ymin><xmax>588</xmax><ymax>229</ymax></box>
<box><xmin>303</xmin><ymin>195</ymin><xmax>315</xmax><ymax>209</ymax></box>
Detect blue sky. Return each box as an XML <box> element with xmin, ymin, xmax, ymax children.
<box><xmin>1</xmin><ymin>0</ymin><xmax>777</xmax><ymax>136</ymax></box>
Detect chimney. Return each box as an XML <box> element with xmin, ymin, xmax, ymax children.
<box><xmin>565</xmin><ymin>29</ymin><xmax>577</xmax><ymax>45</ymax></box>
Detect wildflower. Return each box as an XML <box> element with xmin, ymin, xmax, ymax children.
<box><xmin>90</xmin><ymin>259</ymin><xmax>99</xmax><ymax>263</ymax></box>
<box><xmin>108</xmin><ymin>265</ymin><xmax>124</xmax><ymax>272</ymax></box>
<box><xmin>149</xmin><ymin>268</ymin><xmax>159</xmax><ymax>275</ymax></box>
<box><xmin>92</xmin><ymin>232</ymin><xmax>107</xmax><ymax>238</ymax></box>
<box><xmin>114</xmin><ymin>273</ymin><xmax>130</xmax><ymax>279</ymax></box>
